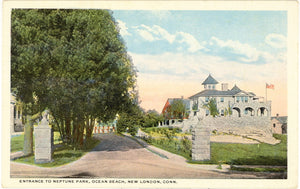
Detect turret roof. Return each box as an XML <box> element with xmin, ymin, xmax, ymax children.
<box><xmin>201</xmin><ymin>74</ymin><xmax>219</xmax><ymax>85</ymax></box>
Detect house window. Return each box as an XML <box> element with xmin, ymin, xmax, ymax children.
<box><xmin>206</xmin><ymin>110</ymin><xmax>209</xmax><ymax>116</ymax></box>
<box><xmin>220</xmin><ymin>97</ymin><xmax>224</xmax><ymax>102</ymax></box>
<box><xmin>273</xmin><ymin>124</ymin><xmax>276</xmax><ymax>128</ymax></box>
<box><xmin>208</xmin><ymin>85</ymin><xmax>211</xmax><ymax>89</ymax></box>
<box><xmin>212</xmin><ymin>85</ymin><xmax>215</xmax><ymax>89</ymax></box>
<box><xmin>236</xmin><ymin>97</ymin><xmax>240</xmax><ymax>103</ymax></box>
<box><xmin>241</xmin><ymin>97</ymin><xmax>244</xmax><ymax>102</ymax></box>
<box><xmin>245</xmin><ymin>96</ymin><xmax>248</xmax><ymax>103</ymax></box>
<box><xmin>205</xmin><ymin>97</ymin><xmax>209</xmax><ymax>102</ymax></box>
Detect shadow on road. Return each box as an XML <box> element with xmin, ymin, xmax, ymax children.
<box><xmin>62</xmin><ymin>172</ymin><xmax>96</xmax><ymax>178</ymax></box>
<box><xmin>91</xmin><ymin>133</ymin><xmax>145</xmax><ymax>152</ymax></box>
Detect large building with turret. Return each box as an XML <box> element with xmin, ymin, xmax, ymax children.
<box><xmin>159</xmin><ymin>74</ymin><xmax>275</xmax><ymax>142</ymax></box>
<box><xmin>188</xmin><ymin>74</ymin><xmax>271</xmax><ymax>119</ymax></box>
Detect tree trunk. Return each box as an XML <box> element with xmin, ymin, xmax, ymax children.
<box><xmin>23</xmin><ymin>116</ymin><xmax>33</xmax><ymax>156</ymax></box>
<box><xmin>85</xmin><ymin>117</ymin><xmax>94</xmax><ymax>140</ymax></box>
<box><xmin>65</xmin><ymin>116</ymin><xmax>71</xmax><ymax>143</ymax></box>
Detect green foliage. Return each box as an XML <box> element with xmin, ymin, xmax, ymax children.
<box><xmin>192</xmin><ymin>102</ymin><xmax>198</xmax><ymax>111</ymax></box>
<box><xmin>224</xmin><ymin>105</ymin><xmax>232</xmax><ymax>116</ymax></box>
<box><xmin>143</xmin><ymin>137</ymin><xmax>192</xmax><ymax>160</ymax></box>
<box><xmin>203</xmin><ymin>98</ymin><xmax>219</xmax><ymax>117</ymax></box>
<box><xmin>164</xmin><ymin>99</ymin><xmax>188</xmax><ymax>120</ymax></box>
<box><xmin>11</xmin><ymin>9</ymin><xmax>137</xmax><ymax>147</ymax></box>
<box><xmin>181</xmin><ymin>136</ymin><xmax>192</xmax><ymax>154</ymax></box>
<box><xmin>142</xmin><ymin>110</ymin><xmax>164</xmax><ymax>128</ymax></box>
<box><xmin>117</xmin><ymin>106</ymin><xmax>144</xmax><ymax>136</ymax></box>
<box><xmin>141</xmin><ymin>127</ymin><xmax>191</xmax><ymax>159</ymax></box>
<box><xmin>142</xmin><ymin>127</ymin><xmax>182</xmax><ymax>135</ymax></box>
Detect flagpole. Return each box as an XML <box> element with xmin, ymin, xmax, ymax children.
<box><xmin>265</xmin><ymin>83</ymin><xmax>267</xmax><ymax>102</ymax></box>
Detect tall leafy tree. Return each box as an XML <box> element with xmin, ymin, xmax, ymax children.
<box><xmin>203</xmin><ymin>98</ymin><xmax>219</xmax><ymax>117</ymax></box>
<box><xmin>11</xmin><ymin>9</ymin><xmax>137</xmax><ymax>148</ymax></box>
<box><xmin>164</xmin><ymin>99</ymin><xmax>187</xmax><ymax>120</ymax></box>
<box><xmin>142</xmin><ymin>110</ymin><xmax>164</xmax><ymax>128</ymax></box>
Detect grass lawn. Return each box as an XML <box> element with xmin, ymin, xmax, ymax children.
<box><xmin>143</xmin><ymin>129</ymin><xmax>287</xmax><ymax>166</ymax></box>
<box><xmin>11</xmin><ymin>132</ymin><xmax>62</xmax><ymax>152</ymax></box>
<box><xmin>11</xmin><ymin>134</ymin><xmax>26</xmax><ymax>153</ymax></box>
<box><xmin>201</xmin><ymin>134</ymin><xmax>287</xmax><ymax>166</ymax></box>
<box><xmin>11</xmin><ymin>132</ymin><xmax>100</xmax><ymax>167</ymax></box>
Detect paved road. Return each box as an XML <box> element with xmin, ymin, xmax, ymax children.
<box><xmin>10</xmin><ymin>134</ymin><xmax>285</xmax><ymax>179</ymax></box>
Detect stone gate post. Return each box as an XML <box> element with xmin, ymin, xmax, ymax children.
<box><xmin>34</xmin><ymin>111</ymin><xmax>53</xmax><ymax>163</ymax></box>
<box><xmin>192</xmin><ymin>123</ymin><xmax>210</xmax><ymax>161</ymax></box>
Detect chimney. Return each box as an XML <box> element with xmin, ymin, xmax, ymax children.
<box><xmin>221</xmin><ymin>83</ymin><xmax>228</xmax><ymax>91</ymax></box>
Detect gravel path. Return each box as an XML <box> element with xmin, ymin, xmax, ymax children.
<box><xmin>10</xmin><ymin>133</ymin><xmax>285</xmax><ymax>179</ymax></box>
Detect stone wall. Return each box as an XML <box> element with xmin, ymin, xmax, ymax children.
<box><xmin>201</xmin><ymin>116</ymin><xmax>272</xmax><ymax>137</ymax></box>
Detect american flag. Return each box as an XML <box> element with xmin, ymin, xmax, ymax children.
<box><xmin>266</xmin><ymin>83</ymin><xmax>274</xmax><ymax>89</ymax></box>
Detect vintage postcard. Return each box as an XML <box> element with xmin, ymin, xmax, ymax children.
<box><xmin>2</xmin><ymin>1</ymin><xmax>298</xmax><ymax>188</ymax></box>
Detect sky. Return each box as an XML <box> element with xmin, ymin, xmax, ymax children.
<box><xmin>112</xmin><ymin>10</ymin><xmax>287</xmax><ymax>116</ymax></box>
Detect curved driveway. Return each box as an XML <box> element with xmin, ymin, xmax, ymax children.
<box><xmin>10</xmin><ymin>134</ymin><xmax>284</xmax><ymax>179</ymax></box>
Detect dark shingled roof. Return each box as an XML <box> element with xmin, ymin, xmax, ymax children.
<box><xmin>202</xmin><ymin>74</ymin><xmax>219</xmax><ymax>85</ymax></box>
<box><xmin>189</xmin><ymin>85</ymin><xmax>256</xmax><ymax>99</ymax></box>
<box><xmin>271</xmin><ymin>116</ymin><xmax>288</xmax><ymax>124</ymax></box>
<box><xmin>231</xmin><ymin>85</ymin><xmax>241</xmax><ymax>93</ymax></box>
<box><xmin>189</xmin><ymin>90</ymin><xmax>236</xmax><ymax>99</ymax></box>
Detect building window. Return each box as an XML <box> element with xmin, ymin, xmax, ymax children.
<box><xmin>245</xmin><ymin>96</ymin><xmax>248</xmax><ymax>103</ymax></box>
<box><xmin>212</xmin><ymin>85</ymin><xmax>215</xmax><ymax>89</ymax></box>
<box><xmin>206</xmin><ymin>109</ymin><xmax>209</xmax><ymax>116</ymax></box>
<box><xmin>236</xmin><ymin>97</ymin><xmax>240</xmax><ymax>103</ymax></box>
<box><xmin>205</xmin><ymin>97</ymin><xmax>209</xmax><ymax>102</ymax></box>
<box><xmin>241</xmin><ymin>96</ymin><xmax>244</xmax><ymax>102</ymax></box>
<box><xmin>221</xmin><ymin>110</ymin><xmax>224</xmax><ymax>116</ymax></box>
<box><xmin>244</xmin><ymin>109</ymin><xmax>248</xmax><ymax>115</ymax></box>
<box><xmin>273</xmin><ymin>123</ymin><xmax>276</xmax><ymax>128</ymax></box>
<box><xmin>18</xmin><ymin>110</ymin><xmax>21</xmax><ymax>119</ymax></box>
<box><xmin>220</xmin><ymin>97</ymin><xmax>224</xmax><ymax>102</ymax></box>
<box><xmin>208</xmin><ymin>85</ymin><xmax>211</xmax><ymax>89</ymax></box>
